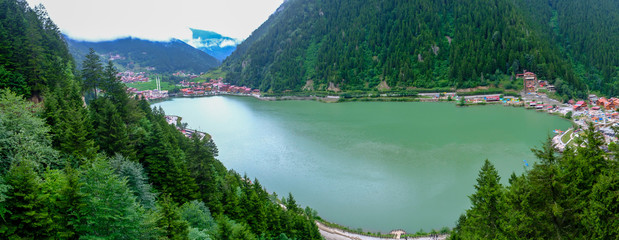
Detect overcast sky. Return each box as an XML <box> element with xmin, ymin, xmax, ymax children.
<box><xmin>26</xmin><ymin>0</ymin><xmax>284</xmax><ymax>41</ymax></box>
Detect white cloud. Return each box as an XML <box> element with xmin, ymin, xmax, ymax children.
<box><xmin>26</xmin><ymin>0</ymin><xmax>284</xmax><ymax>41</ymax></box>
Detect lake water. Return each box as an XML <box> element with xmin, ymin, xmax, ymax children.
<box><xmin>153</xmin><ymin>96</ymin><xmax>571</xmax><ymax>233</ymax></box>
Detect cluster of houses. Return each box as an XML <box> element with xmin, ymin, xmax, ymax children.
<box><xmin>173</xmin><ymin>71</ymin><xmax>200</xmax><ymax>79</ymax></box>
<box><xmin>178</xmin><ymin>78</ymin><xmax>259</xmax><ymax>97</ymax></box>
<box><xmin>568</xmin><ymin>96</ymin><xmax>619</xmax><ymax>112</ymax></box>
<box><xmin>527</xmin><ymin>101</ymin><xmax>555</xmax><ymax>110</ymax></box>
<box><xmin>517</xmin><ymin>71</ymin><xmax>556</xmax><ymax>93</ymax></box>
<box><xmin>117</xmin><ymin>71</ymin><xmax>149</xmax><ymax>83</ymax></box>
<box><xmin>594</xmin><ymin>97</ymin><xmax>619</xmax><ymax>110</ymax></box>
<box><xmin>126</xmin><ymin>87</ymin><xmax>169</xmax><ymax>100</ymax></box>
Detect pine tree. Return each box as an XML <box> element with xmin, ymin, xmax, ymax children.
<box><xmin>142</xmin><ymin>123</ymin><xmax>198</xmax><ymax>203</ymax></box>
<box><xmin>77</xmin><ymin>159</ymin><xmax>142</xmax><ymax>239</ymax></box>
<box><xmin>186</xmin><ymin>133</ymin><xmax>218</xmax><ymax>204</ymax></box>
<box><xmin>101</xmin><ymin>60</ymin><xmax>129</xmax><ymax>120</ymax></box>
<box><xmin>583</xmin><ymin>167</ymin><xmax>619</xmax><ymax>239</ymax></box>
<box><xmin>109</xmin><ymin>154</ymin><xmax>157</xmax><ymax>209</ymax></box>
<box><xmin>57</xmin><ymin>167</ymin><xmax>84</xmax><ymax>239</ymax></box>
<box><xmin>1</xmin><ymin>161</ymin><xmax>52</xmax><ymax>239</ymax></box>
<box><xmin>453</xmin><ymin>159</ymin><xmax>505</xmax><ymax>239</ymax></box>
<box><xmin>44</xmin><ymin>61</ymin><xmax>97</xmax><ymax>160</ymax></box>
<box><xmin>157</xmin><ymin>194</ymin><xmax>189</xmax><ymax>240</ymax></box>
<box><xmin>40</xmin><ymin>167</ymin><xmax>85</xmax><ymax>239</ymax></box>
<box><xmin>0</xmin><ymin>65</ymin><xmax>29</xmax><ymax>96</ymax></box>
<box><xmin>81</xmin><ymin>48</ymin><xmax>102</xmax><ymax>101</ymax></box>
<box><xmin>90</xmin><ymin>98</ymin><xmax>130</xmax><ymax>157</ymax></box>
<box><xmin>285</xmin><ymin>192</ymin><xmax>299</xmax><ymax>213</ymax></box>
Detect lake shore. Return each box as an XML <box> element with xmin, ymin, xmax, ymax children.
<box><xmin>317</xmin><ymin>222</ymin><xmax>448</xmax><ymax>240</ymax></box>
<box><xmin>152</xmin><ymin>92</ymin><xmax>583</xmax><ymax>238</ymax></box>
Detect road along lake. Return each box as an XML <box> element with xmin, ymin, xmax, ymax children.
<box><xmin>153</xmin><ymin>96</ymin><xmax>572</xmax><ymax>233</ymax></box>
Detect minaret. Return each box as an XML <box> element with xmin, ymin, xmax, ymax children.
<box><xmin>156</xmin><ymin>76</ymin><xmax>161</xmax><ymax>91</ymax></box>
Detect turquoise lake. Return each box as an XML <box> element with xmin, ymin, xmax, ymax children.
<box><xmin>153</xmin><ymin>96</ymin><xmax>571</xmax><ymax>233</ymax></box>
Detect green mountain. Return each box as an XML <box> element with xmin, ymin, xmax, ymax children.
<box><xmin>66</xmin><ymin>36</ymin><xmax>220</xmax><ymax>74</ymax></box>
<box><xmin>221</xmin><ymin>0</ymin><xmax>617</xmax><ymax>98</ymax></box>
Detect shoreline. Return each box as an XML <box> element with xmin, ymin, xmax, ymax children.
<box><xmin>151</xmin><ymin>92</ymin><xmax>590</xmax><ymax>239</ymax></box>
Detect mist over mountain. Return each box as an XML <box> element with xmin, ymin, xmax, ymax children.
<box><xmin>184</xmin><ymin>28</ymin><xmax>241</xmax><ymax>61</ymax></box>
<box><xmin>66</xmin><ymin>36</ymin><xmax>220</xmax><ymax>74</ymax></box>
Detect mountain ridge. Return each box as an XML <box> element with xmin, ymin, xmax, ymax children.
<box><xmin>66</xmin><ymin>36</ymin><xmax>220</xmax><ymax>74</ymax></box>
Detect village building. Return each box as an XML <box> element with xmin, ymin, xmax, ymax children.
<box><xmin>517</xmin><ymin>71</ymin><xmax>537</xmax><ymax>93</ymax></box>
<box><xmin>573</xmin><ymin>100</ymin><xmax>587</xmax><ymax>110</ymax></box>
<box><xmin>484</xmin><ymin>95</ymin><xmax>500</xmax><ymax>102</ymax></box>
<box><xmin>596</xmin><ymin>97</ymin><xmax>619</xmax><ymax>110</ymax></box>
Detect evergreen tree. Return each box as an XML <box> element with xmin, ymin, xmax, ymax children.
<box><xmin>109</xmin><ymin>154</ymin><xmax>157</xmax><ymax>209</ymax></box>
<box><xmin>77</xmin><ymin>159</ymin><xmax>142</xmax><ymax>239</ymax></box>
<box><xmin>526</xmin><ymin>137</ymin><xmax>570</xmax><ymax>239</ymax></box>
<box><xmin>41</xmin><ymin>167</ymin><xmax>84</xmax><ymax>239</ymax></box>
<box><xmin>0</xmin><ymin>161</ymin><xmax>52</xmax><ymax>238</ymax></box>
<box><xmin>0</xmin><ymin>65</ymin><xmax>29</xmax><ymax>96</ymax></box>
<box><xmin>81</xmin><ymin>48</ymin><xmax>102</xmax><ymax>101</ymax></box>
<box><xmin>101</xmin><ymin>60</ymin><xmax>130</xmax><ymax>120</ymax></box>
<box><xmin>453</xmin><ymin>159</ymin><xmax>504</xmax><ymax>239</ymax></box>
<box><xmin>90</xmin><ymin>97</ymin><xmax>130</xmax><ymax>157</ymax></box>
<box><xmin>285</xmin><ymin>192</ymin><xmax>299</xmax><ymax>213</ymax></box>
<box><xmin>157</xmin><ymin>194</ymin><xmax>189</xmax><ymax>240</ymax></box>
<box><xmin>583</xmin><ymin>167</ymin><xmax>619</xmax><ymax>239</ymax></box>
<box><xmin>142</xmin><ymin>123</ymin><xmax>198</xmax><ymax>203</ymax></box>
<box><xmin>56</xmin><ymin>167</ymin><xmax>84</xmax><ymax>239</ymax></box>
<box><xmin>186</xmin><ymin>133</ymin><xmax>220</xmax><ymax>206</ymax></box>
<box><xmin>179</xmin><ymin>200</ymin><xmax>216</xmax><ymax>233</ymax></box>
<box><xmin>44</xmin><ymin>60</ymin><xmax>97</xmax><ymax>160</ymax></box>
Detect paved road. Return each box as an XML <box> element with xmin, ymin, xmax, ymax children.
<box><xmin>318</xmin><ymin>222</ymin><xmax>448</xmax><ymax>240</ymax></box>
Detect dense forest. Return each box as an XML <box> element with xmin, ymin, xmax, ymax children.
<box><xmin>451</xmin><ymin>127</ymin><xmax>618</xmax><ymax>239</ymax></box>
<box><xmin>66</xmin><ymin>36</ymin><xmax>220</xmax><ymax>74</ymax></box>
<box><xmin>514</xmin><ymin>0</ymin><xmax>619</xmax><ymax>97</ymax></box>
<box><xmin>0</xmin><ymin>0</ymin><xmax>320</xmax><ymax>239</ymax></box>
<box><xmin>220</xmin><ymin>0</ymin><xmax>617</xmax><ymax>99</ymax></box>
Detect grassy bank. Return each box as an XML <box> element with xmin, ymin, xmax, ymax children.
<box><xmin>125</xmin><ymin>80</ymin><xmax>175</xmax><ymax>91</ymax></box>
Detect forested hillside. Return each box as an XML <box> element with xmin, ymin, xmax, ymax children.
<box><xmin>0</xmin><ymin>0</ymin><xmax>72</xmax><ymax>101</ymax></box>
<box><xmin>0</xmin><ymin>0</ymin><xmax>319</xmax><ymax>239</ymax></box>
<box><xmin>515</xmin><ymin>0</ymin><xmax>619</xmax><ymax>96</ymax></box>
<box><xmin>221</xmin><ymin>0</ymin><xmax>617</xmax><ymax>98</ymax></box>
<box><xmin>67</xmin><ymin>36</ymin><xmax>220</xmax><ymax>74</ymax></box>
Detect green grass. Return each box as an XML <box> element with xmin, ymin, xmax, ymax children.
<box><xmin>561</xmin><ymin>128</ymin><xmax>573</xmax><ymax>144</ymax></box>
<box><xmin>124</xmin><ymin>80</ymin><xmax>175</xmax><ymax>91</ymax></box>
<box><xmin>201</xmin><ymin>68</ymin><xmax>227</xmax><ymax>81</ymax></box>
